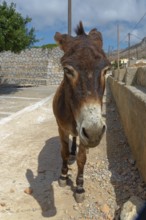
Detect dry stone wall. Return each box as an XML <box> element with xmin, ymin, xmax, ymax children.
<box><xmin>47</xmin><ymin>47</ymin><xmax>64</xmax><ymax>85</ymax></box>
<box><xmin>0</xmin><ymin>47</ymin><xmax>63</xmax><ymax>86</ymax></box>
<box><xmin>108</xmin><ymin>67</ymin><xmax>146</xmax><ymax>183</ymax></box>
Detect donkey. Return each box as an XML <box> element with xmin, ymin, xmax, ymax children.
<box><xmin>53</xmin><ymin>22</ymin><xmax>110</xmax><ymax>203</ymax></box>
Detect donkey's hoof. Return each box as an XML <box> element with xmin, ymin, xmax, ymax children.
<box><xmin>58</xmin><ymin>176</ymin><xmax>67</xmax><ymax>187</ymax></box>
<box><xmin>75</xmin><ymin>189</ymin><xmax>85</xmax><ymax>203</ymax></box>
<box><xmin>68</xmin><ymin>154</ymin><xmax>76</xmax><ymax>165</ymax></box>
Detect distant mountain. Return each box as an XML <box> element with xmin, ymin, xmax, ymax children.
<box><xmin>109</xmin><ymin>37</ymin><xmax>146</xmax><ymax>60</ymax></box>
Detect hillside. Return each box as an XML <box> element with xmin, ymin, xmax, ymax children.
<box><xmin>109</xmin><ymin>37</ymin><xmax>146</xmax><ymax>61</ymax></box>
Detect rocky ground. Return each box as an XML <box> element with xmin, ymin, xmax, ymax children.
<box><xmin>0</xmin><ymin>83</ymin><xmax>146</xmax><ymax>220</ymax></box>
<box><xmin>53</xmin><ymin>83</ymin><xmax>146</xmax><ymax>220</ymax></box>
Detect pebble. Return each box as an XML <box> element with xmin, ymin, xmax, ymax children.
<box><xmin>10</xmin><ymin>188</ymin><xmax>15</xmax><ymax>193</ymax></box>
<box><xmin>0</xmin><ymin>202</ymin><xmax>6</xmax><ymax>207</ymax></box>
<box><xmin>138</xmin><ymin>185</ymin><xmax>144</xmax><ymax>193</ymax></box>
<box><xmin>101</xmin><ymin>203</ymin><xmax>110</xmax><ymax>214</ymax></box>
<box><xmin>24</xmin><ymin>187</ymin><xmax>33</xmax><ymax>195</ymax></box>
<box><xmin>65</xmin><ymin>209</ymin><xmax>68</xmax><ymax>214</ymax></box>
<box><xmin>73</xmin><ymin>205</ymin><xmax>79</xmax><ymax>211</ymax></box>
<box><xmin>128</xmin><ymin>158</ymin><xmax>136</xmax><ymax>165</ymax></box>
<box><xmin>120</xmin><ymin>196</ymin><xmax>145</xmax><ymax>220</ymax></box>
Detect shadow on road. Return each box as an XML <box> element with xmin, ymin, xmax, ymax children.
<box><xmin>0</xmin><ymin>85</ymin><xmax>20</xmax><ymax>95</ymax></box>
<box><xmin>26</xmin><ymin>136</ymin><xmax>62</xmax><ymax>218</ymax></box>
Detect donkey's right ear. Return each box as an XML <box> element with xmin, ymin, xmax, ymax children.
<box><xmin>54</xmin><ymin>33</ymin><xmax>73</xmax><ymax>52</ymax></box>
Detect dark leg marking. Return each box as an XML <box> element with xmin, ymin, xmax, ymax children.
<box><xmin>71</xmin><ymin>137</ymin><xmax>77</xmax><ymax>155</ymax></box>
<box><xmin>68</xmin><ymin>136</ymin><xmax>77</xmax><ymax>165</ymax></box>
<box><xmin>58</xmin><ymin>128</ymin><xmax>69</xmax><ymax>187</ymax></box>
<box><xmin>75</xmin><ymin>144</ymin><xmax>86</xmax><ymax>203</ymax></box>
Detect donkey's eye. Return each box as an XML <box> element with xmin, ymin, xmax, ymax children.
<box><xmin>64</xmin><ymin>67</ymin><xmax>74</xmax><ymax>77</ymax></box>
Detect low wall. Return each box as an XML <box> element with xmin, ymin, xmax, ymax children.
<box><xmin>0</xmin><ymin>47</ymin><xmax>63</xmax><ymax>86</ymax></box>
<box><xmin>108</xmin><ymin>67</ymin><xmax>146</xmax><ymax>182</ymax></box>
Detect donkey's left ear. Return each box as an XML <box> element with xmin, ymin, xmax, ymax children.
<box><xmin>54</xmin><ymin>32</ymin><xmax>73</xmax><ymax>52</ymax></box>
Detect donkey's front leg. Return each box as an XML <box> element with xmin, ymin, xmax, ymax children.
<box><xmin>68</xmin><ymin>136</ymin><xmax>77</xmax><ymax>165</ymax></box>
<box><xmin>58</xmin><ymin>127</ymin><xmax>69</xmax><ymax>187</ymax></box>
<box><xmin>75</xmin><ymin>144</ymin><xmax>87</xmax><ymax>203</ymax></box>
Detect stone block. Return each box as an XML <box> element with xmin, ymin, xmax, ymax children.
<box><xmin>125</xmin><ymin>67</ymin><xmax>137</xmax><ymax>85</ymax></box>
<box><xmin>136</xmin><ymin>67</ymin><xmax>146</xmax><ymax>87</ymax></box>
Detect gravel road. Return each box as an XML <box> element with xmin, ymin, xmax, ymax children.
<box><xmin>0</xmin><ymin>83</ymin><xmax>146</xmax><ymax>220</ymax></box>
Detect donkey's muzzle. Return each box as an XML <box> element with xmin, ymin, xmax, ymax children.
<box><xmin>76</xmin><ymin>104</ymin><xmax>106</xmax><ymax>148</ymax></box>
<box><xmin>80</xmin><ymin>120</ymin><xmax>106</xmax><ymax>147</ymax></box>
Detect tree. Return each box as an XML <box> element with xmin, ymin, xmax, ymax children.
<box><xmin>0</xmin><ymin>1</ymin><xmax>38</xmax><ymax>53</ymax></box>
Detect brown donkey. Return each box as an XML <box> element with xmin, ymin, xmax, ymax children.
<box><xmin>53</xmin><ymin>22</ymin><xmax>110</xmax><ymax>203</ymax></box>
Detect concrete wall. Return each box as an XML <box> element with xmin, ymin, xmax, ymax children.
<box><xmin>108</xmin><ymin>67</ymin><xmax>146</xmax><ymax>182</ymax></box>
<box><xmin>0</xmin><ymin>47</ymin><xmax>63</xmax><ymax>86</ymax></box>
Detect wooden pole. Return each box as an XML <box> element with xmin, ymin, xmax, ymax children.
<box><xmin>108</xmin><ymin>45</ymin><xmax>110</xmax><ymax>60</ymax></box>
<box><xmin>128</xmin><ymin>33</ymin><xmax>131</xmax><ymax>66</ymax></box>
<box><xmin>117</xmin><ymin>24</ymin><xmax>120</xmax><ymax>72</ymax></box>
<box><xmin>68</xmin><ymin>0</ymin><xmax>72</xmax><ymax>35</ymax></box>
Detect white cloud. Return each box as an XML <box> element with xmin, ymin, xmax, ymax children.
<box><xmin>4</xmin><ymin>0</ymin><xmax>146</xmax><ymax>29</ymax></box>
<box><xmin>3</xmin><ymin>0</ymin><xmax>67</xmax><ymax>29</ymax></box>
<box><xmin>2</xmin><ymin>0</ymin><xmax>146</xmax><ymax>48</ymax></box>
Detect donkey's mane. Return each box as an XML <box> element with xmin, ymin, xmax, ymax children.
<box><xmin>75</xmin><ymin>21</ymin><xmax>86</xmax><ymax>36</ymax></box>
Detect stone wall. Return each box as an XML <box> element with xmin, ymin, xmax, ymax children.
<box><xmin>108</xmin><ymin>67</ymin><xmax>146</xmax><ymax>182</ymax></box>
<box><xmin>47</xmin><ymin>47</ymin><xmax>63</xmax><ymax>85</ymax></box>
<box><xmin>0</xmin><ymin>47</ymin><xmax>63</xmax><ymax>86</ymax></box>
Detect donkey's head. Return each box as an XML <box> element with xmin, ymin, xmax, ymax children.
<box><xmin>54</xmin><ymin>22</ymin><xmax>110</xmax><ymax>148</ymax></box>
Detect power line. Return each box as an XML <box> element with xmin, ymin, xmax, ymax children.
<box><xmin>109</xmin><ymin>11</ymin><xmax>146</xmax><ymax>59</ymax></box>
<box><xmin>119</xmin><ymin>34</ymin><xmax>128</xmax><ymax>45</ymax></box>
<box><xmin>131</xmin><ymin>11</ymin><xmax>146</xmax><ymax>33</ymax></box>
<box><xmin>130</xmin><ymin>33</ymin><xmax>142</xmax><ymax>41</ymax></box>
<box><xmin>119</xmin><ymin>11</ymin><xmax>146</xmax><ymax>45</ymax></box>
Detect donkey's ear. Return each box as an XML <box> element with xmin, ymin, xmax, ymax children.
<box><xmin>89</xmin><ymin>28</ymin><xmax>103</xmax><ymax>49</ymax></box>
<box><xmin>54</xmin><ymin>32</ymin><xmax>73</xmax><ymax>52</ymax></box>
<box><xmin>54</xmin><ymin>32</ymin><xmax>64</xmax><ymax>50</ymax></box>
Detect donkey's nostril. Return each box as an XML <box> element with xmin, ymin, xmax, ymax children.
<box><xmin>102</xmin><ymin>125</ymin><xmax>106</xmax><ymax>134</ymax></box>
<box><xmin>101</xmin><ymin>125</ymin><xmax>106</xmax><ymax>135</ymax></box>
<box><xmin>82</xmin><ymin>127</ymin><xmax>89</xmax><ymax>139</ymax></box>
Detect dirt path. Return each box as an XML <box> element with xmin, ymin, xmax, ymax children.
<box><xmin>0</xmin><ymin>84</ymin><xmax>146</xmax><ymax>220</ymax></box>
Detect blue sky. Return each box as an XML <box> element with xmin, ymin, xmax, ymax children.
<box><xmin>2</xmin><ymin>0</ymin><xmax>146</xmax><ymax>52</ymax></box>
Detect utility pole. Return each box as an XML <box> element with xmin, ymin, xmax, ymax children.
<box><xmin>68</xmin><ymin>0</ymin><xmax>72</xmax><ymax>35</ymax></box>
<box><xmin>108</xmin><ymin>45</ymin><xmax>110</xmax><ymax>60</ymax></box>
<box><xmin>117</xmin><ymin>23</ymin><xmax>120</xmax><ymax>73</ymax></box>
<box><xmin>128</xmin><ymin>33</ymin><xmax>131</xmax><ymax>66</ymax></box>
<box><xmin>136</xmin><ymin>46</ymin><xmax>138</xmax><ymax>59</ymax></box>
